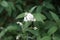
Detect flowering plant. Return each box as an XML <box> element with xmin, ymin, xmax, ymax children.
<box><xmin>0</xmin><ymin>0</ymin><xmax>60</xmax><ymax>40</ymax></box>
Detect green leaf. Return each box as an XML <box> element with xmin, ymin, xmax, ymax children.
<box><xmin>8</xmin><ymin>2</ymin><xmax>15</xmax><ymax>10</ymax></box>
<box><xmin>1</xmin><ymin>1</ymin><xmax>9</xmax><ymax>7</ymax></box>
<box><xmin>0</xmin><ymin>24</ymin><xmax>17</xmax><ymax>38</ymax></box>
<box><xmin>47</xmin><ymin>26</ymin><xmax>58</xmax><ymax>35</ymax></box>
<box><xmin>16</xmin><ymin>5</ymin><xmax>23</xmax><ymax>11</ymax></box>
<box><xmin>29</xmin><ymin>6</ymin><xmax>37</xmax><ymax>13</ymax></box>
<box><xmin>45</xmin><ymin>21</ymin><xmax>56</xmax><ymax>29</ymax></box>
<box><xmin>36</xmin><ymin>6</ymin><xmax>43</xmax><ymax>13</ymax></box>
<box><xmin>16</xmin><ymin>13</ymin><xmax>25</xmax><ymax>19</ymax></box>
<box><xmin>43</xmin><ymin>2</ymin><xmax>55</xmax><ymax>9</ymax></box>
<box><xmin>22</xmin><ymin>22</ymin><xmax>32</xmax><ymax>32</ymax></box>
<box><xmin>28</xmin><ymin>29</ymin><xmax>39</xmax><ymax>36</ymax></box>
<box><xmin>50</xmin><ymin>11</ymin><xmax>59</xmax><ymax>22</ymax></box>
<box><xmin>34</xmin><ymin>13</ymin><xmax>46</xmax><ymax>23</ymax></box>
<box><xmin>5</xmin><ymin>6</ymin><xmax>12</xmax><ymax>16</ymax></box>
<box><xmin>40</xmin><ymin>14</ymin><xmax>46</xmax><ymax>20</ymax></box>
<box><xmin>41</xmin><ymin>36</ymin><xmax>51</xmax><ymax>40</ymax></box>
<box><xmin>7</xmin><ymin>24</ymin><xmax>19</xmax><ymax>31</ymax></box>
<box><xmin>0</xmin><ymin>28</ymin><xmax>8</xmax><ymax>38</ymax></box>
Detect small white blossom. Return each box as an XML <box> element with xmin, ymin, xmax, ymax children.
<box><xmin>33</xmin><ymin>27</ymin><xmax>38</xmax><ymax>30</ymax></box>
<box><xmin>16</xmin><ymin>35</ymin><xmax>20</xmax><ymax>40</ymax></box>
<box><xmin>33</xmin><ymin>18</ymin><xmax>36</xmax><ymax>21</ymax></box>
<box><xmin>16</xmin><ymin>21</ymin><xmax>23</xmax><ymax>26</ymax></box>
<box><xmin>24</xmin><ymin>12</ymin><xmax>36</xmax><ymax>22</ymax></box>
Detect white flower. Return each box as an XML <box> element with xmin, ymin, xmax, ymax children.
<box><xmin>33</xmin><ymin>27</ymin><xmax>38</xmax><ymax>30</ymax></box>
<box><xmin>33</xmin><ymin>18</ymin><xmax>36</xmax><ymax>21</ymax></box>
<box><xmin>24</xmin><ymin>12</ymin><xmax>36</xmax><ymax>22</ymax></box>
<box><xmin>16</xmin><ymin>21</ymin><xmax>23</xmax><ymax>26</ymax></box>
<box><xmin>16</xmin><ymin>35</ymin><xmax>20</xmax><ymax>40</ymax></box>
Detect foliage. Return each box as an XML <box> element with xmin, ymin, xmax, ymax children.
<box><xmin>0</xmin><ymin>0</ymin><xmax>60</xmax><ymax>40</ymax></box>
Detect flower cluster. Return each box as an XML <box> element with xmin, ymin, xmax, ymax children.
<box><xmin>24</xmin><ymin>12</ymin><xmax>36</xmax><ymax>22</ymax></box>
